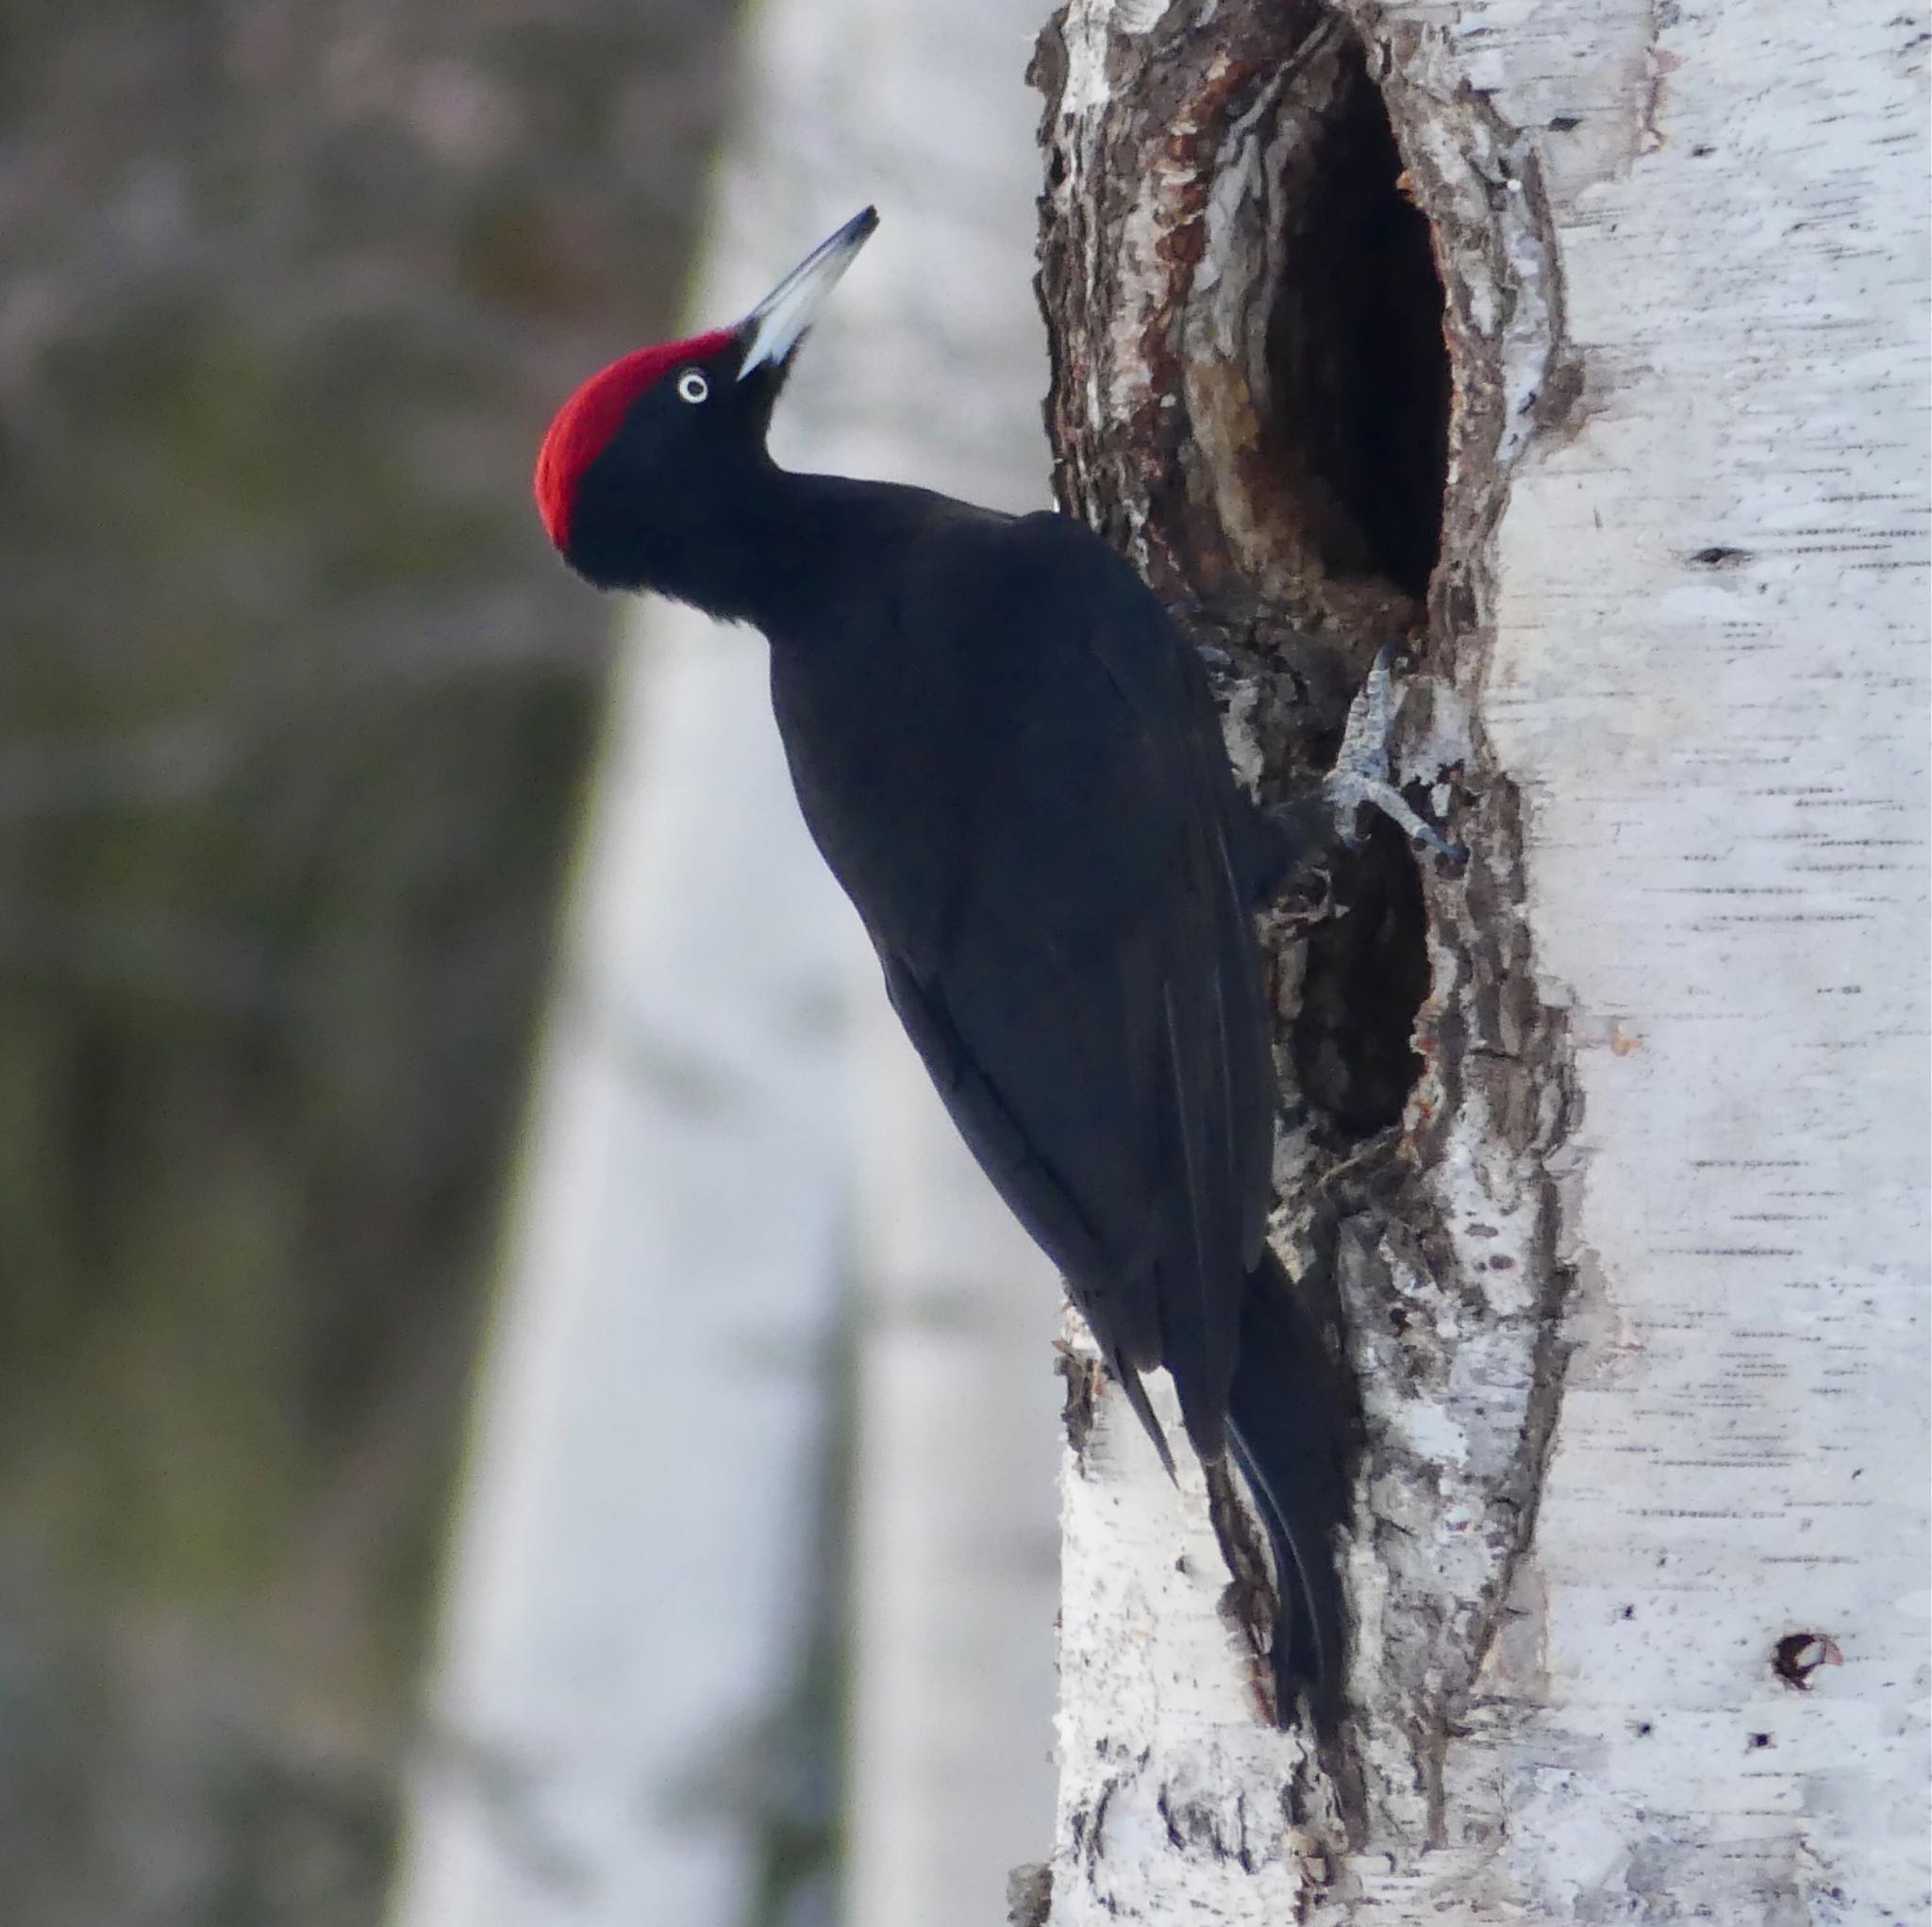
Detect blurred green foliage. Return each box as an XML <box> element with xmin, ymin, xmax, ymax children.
<box><xmin>0</xmin><ymin>2</ymin><xmax>736</xmax><ymax>1919</ymax></box>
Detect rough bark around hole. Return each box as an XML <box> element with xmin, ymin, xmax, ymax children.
<box><xmin>1032</xmin><ymin>0</ymin><xmax>1576</xmax><ymax>1860</ymax></box>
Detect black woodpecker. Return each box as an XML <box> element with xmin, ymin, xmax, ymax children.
<box><xmin>535</xmin><ymin>208</ymin><xmax>1459</xmax><ymax>1716</ymax></box>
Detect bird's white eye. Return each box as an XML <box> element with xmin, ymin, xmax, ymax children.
<box><xmin>675</xmin><ymin>369</ymin><xmax>709</xmax><ymax>405</ymax></box>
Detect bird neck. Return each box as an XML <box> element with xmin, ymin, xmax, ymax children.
<box><xmin>671</xmin><ymin>464</ymin><xmax>924</xmax><ymax>636</ymax></box>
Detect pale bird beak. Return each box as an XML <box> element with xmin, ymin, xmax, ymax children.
<box><xmin>738</xmin><ymin>206</ymin><xmax>878</xmax><ymax>379</ymax></box>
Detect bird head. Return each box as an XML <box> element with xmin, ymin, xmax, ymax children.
<box><xmin>535</xmin><ymin>207</ymin><xmax>878</xmax><ymax>594</ymax></box>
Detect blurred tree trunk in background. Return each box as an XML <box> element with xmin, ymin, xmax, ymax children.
<box><xmin>390</xmin><ymin>5</ymin><xmax>1060</xmax><ymax>1927</ymax></box>
<box><xmin>1027</xmin><ymin>1</ymin><xmax>1926</xmax><ymax>1921</ymax></box>
<box><xmin>0</xmin><ymin>4</ymin><xmax>737</xmax><ymax>1922</ymax></box>
<box><xmin>824</xmin><ymin>13</ymin><xmax>1063</xmax><ymax>1927</ymax></box>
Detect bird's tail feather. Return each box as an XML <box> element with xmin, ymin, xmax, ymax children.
<box><xmin>1225</xmin><ymin>1247</ymin><xmax>1351</xmax><ymax>1721</ymax></box>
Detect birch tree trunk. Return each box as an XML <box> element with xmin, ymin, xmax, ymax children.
<box><xmin>1026</xmin><ymin>2</ymin><xmax>1929</xmax><ymax>1920</ymax></box>
<box><xmin>390</xmin><ymin>6</ymin><xmax>1060</xmax><ymax>1925</ymax></box>
<box><xmin>819</xmin><ymin>10</ymin><xmax>1067</xmax><ymax>1927</ymax></box>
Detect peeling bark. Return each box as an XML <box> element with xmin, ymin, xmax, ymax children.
<box><xmin>1030</xmin><ymin>1</ymin><xmax>1928</xmax><ymax>1919</ymax></box>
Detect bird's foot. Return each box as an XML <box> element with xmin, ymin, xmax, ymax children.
<box><xmin>1324</xmin><ymin>645</ymin><xmax>1467</xmax><ymax>863</ymax></box>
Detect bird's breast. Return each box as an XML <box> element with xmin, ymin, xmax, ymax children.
<box><xmin>765</xmin><ymin>626</ymin><xmax>987</xmax><ymax>958</ymax></box>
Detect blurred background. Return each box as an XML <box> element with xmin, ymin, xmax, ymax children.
<box><xmin>0</xmin><ymin>2</ymin><xmax>1058</xmax><ymax>1923</ymax></box>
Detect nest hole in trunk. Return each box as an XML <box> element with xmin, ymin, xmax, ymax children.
<box><xmin>1272</xmin><ymin>25</ymin><xmax>1451</xmax><ymax>1140</ymax></box>
<box><xmin>1266</xmin><ymin>28</ymin><xmax>1449</xmax><ymax>602</ymax></box>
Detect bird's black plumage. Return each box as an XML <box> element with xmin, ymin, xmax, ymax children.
<box><xmin>538</xmin><ymin>209</ymin><xmax>1348</xmax><ymax>1709</ymax></box>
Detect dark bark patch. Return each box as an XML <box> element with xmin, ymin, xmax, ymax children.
<box><xmin>1006</xmin><ymin>1860</ymin><xmax>1054</xmax><ymax>1926</ymax></box>
<box><xmin>1773</xmin><ymin>1630</ymin><xmax>1842</xmax><ymax>1688</ymax></box>
<box><xmin>1056</xmin><ymin>1339</ymin><xmax>1106</xmax><ymax>1462</ymax></box>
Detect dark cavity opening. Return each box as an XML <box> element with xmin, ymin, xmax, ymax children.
<box><xmin>1274</xmin><ymin>31</ymin><xmax>1449</xmax><ymax>1140</ymax></box>
<box><xmin>1267</xmin><ymin>40</ymin><xmax>1450</xmax><ymax>601</ymax></box>
<box><xmin>1291</xmin><ymin>816</ymin><xmax>1431</xmax><ymax>1138</ymax></box>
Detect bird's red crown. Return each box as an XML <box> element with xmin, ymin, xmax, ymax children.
<box><xmin>535</xmin><ymin>328</ymin><xmax>733</xmax><ymax>549</ymax></box>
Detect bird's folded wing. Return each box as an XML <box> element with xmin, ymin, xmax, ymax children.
<box><xmin>869</xmin><ymin>510</ymin><xmax>1278</xmax><ymax>1458</ymax></box>
<box><xmin>879</xmin><ymin>844</ymin><xmax>1256</xmax><ymax>1465</ymax></box>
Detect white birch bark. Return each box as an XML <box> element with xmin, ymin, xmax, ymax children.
<box><xmin>1036</xmin><ymin>3</ymin><xmax>1930</xmax><ymax>1921</ymax></box>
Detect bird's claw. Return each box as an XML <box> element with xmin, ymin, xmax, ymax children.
<box><xmin>1323</xmin><ymin>645</ymin><xmax>1467</xmax><ymax>863</ymax></box>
